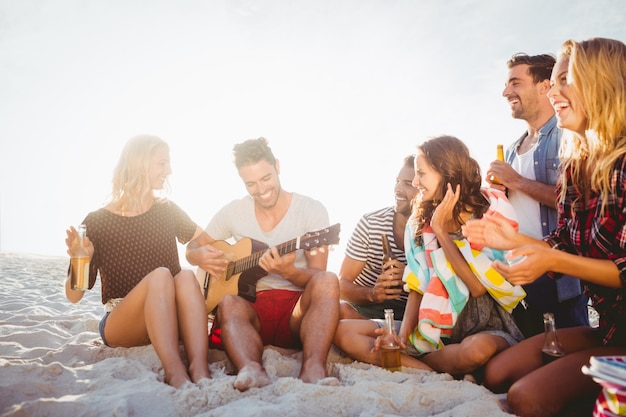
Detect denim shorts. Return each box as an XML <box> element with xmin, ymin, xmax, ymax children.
<box><xmin>99</xmin><ymin>312</ymin><xmax>111</xmax><ymax>347</ymax></box>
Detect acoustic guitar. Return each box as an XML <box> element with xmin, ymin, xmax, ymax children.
<box><xmin>195</xmin><ymin>223</ymin><xmax>340</xmax><ymax>314</ymax></box>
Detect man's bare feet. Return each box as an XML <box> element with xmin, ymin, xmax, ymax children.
<box><xmin>315</xmin><ymin>376</ymin><xmax>340</xmax><ymax>386</ymax></box>
<box><xmin>299</xmin><ymin>362</ymin><xmax>331</xmax><ymax>384</ymax></box>
<box><xmin>234</xmin><ymin>363</ymin><xmax>272</xmax><ymax>391</ymax></box>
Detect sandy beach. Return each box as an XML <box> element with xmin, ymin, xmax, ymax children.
<box><xmin>0</xmin><ymin>253</ymin><xmax>514</xmax><ymax>417</ymax></box>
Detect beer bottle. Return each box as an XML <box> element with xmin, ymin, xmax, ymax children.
<box><xmin>381</xmin><ymin>234</ymin><xmax>396</xmax><ymax>270</ymax></box>
<box><xmin>491</xmin><ymin>144</ymin><xmax>505</xmax><ymax>185</ymax></box>
<box><xmin>541</xmin><ymin>312</ymin><xmax>565</xmax><ymax>363</ymax></box>
<box><xmin>382</xmin><ymin>234</ymin><xmax>402</xmax><ymax>290</ymax></box>
<box><xmin>380</xmin><ymin>309</ymin><xmax>402</xmax><ymax>372</ymax></box>
<box><xmin>69</xmin><ymin>224</ymin><xmax>90</xmax><ymax>291</ymax></box>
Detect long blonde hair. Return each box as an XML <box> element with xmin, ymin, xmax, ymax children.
<box><xmin>558</xmin><ymin>38</ymin><xmax>626</xmax><ymax>212</ymax></box>
<box><xmin>111</xmin><ymin>134</ymin><xmax>169</xmax><ymax>209</ymax></box>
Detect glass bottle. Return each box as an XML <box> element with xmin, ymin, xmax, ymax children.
<box><xmin>541</xmin><ymin>312</ymin><xmax>565</xmax><ymax>363</ymax></box>
<box><xmin>69</xmin><ymin>224</ymin><xmax>90</xmax><ymax>291</ymax></box>
<box><xmin>381</xmin><ymin>234</ymin><xmax>397</xmax><ymax>269</ymax></box>
<box><xmin>491</xmin><ymin>144</ymin><xmax>505</xmax><ymax>185</ymax></box>
<box><xmin>380</xmin><ymin>308</ymin><xmax>402</xmax><ymax>372</ymax></box>
<box><xmin>381</xmin><ymin>234</ymin><xmax>401</xmax><ymax>290</ymax></box>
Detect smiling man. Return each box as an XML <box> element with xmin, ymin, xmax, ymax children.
<box><xmin>337</xmin><ymin>155</ymin><xmax>417</xmax><ymax>321</ymax></box>
<box><xmin>186</xmin><ymin>137</ymin><xmax>340</xmax><ymax>391</ymax></box>
<box><xmin>485</xmin><ymin>53</ymin><xmax>589</xmax><ymax>337</ymax></box>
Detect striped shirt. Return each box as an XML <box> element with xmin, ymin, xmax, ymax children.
<box><xmin>345</xmin><ymin>206</ymin><xmax>408</xmax><ymax>303</ymax></box>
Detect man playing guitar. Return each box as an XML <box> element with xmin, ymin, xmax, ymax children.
<box><xmin>186</xmin><ymin>137</ymin><xmax>340</xmax><ymax>391</ymax></box>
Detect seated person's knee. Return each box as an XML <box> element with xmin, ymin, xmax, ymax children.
<box><xmin>148</xmin><ymin>267</ymin><xmax>175</xmax><ymax>290</ymax></box>
<box><xmin>174</xmin><ymin>270</ymin><xmax>200</xmax><ymax>290</ymax></box>
<box><xmin>218</xmin><ymin>294</ymin><xmax>248</xmax><ymax>315</ymax></box>
<box><xmin>483</xmin><ymin>360</ymin><xmax>508</xmax><ymax>393</ymax></box>
<box><xmin>506</xmin><ymin>380</ymin><xmax>540</xmax><ymax>416</ymax></box>
<box><xmin>460</xmin><ymin>336</ymin><xmax>494</xmax><ymax>369</ymax></box>
<box><xmin>311</xmin><ymin>271</ymin><xmax>339</xmax><ymax>292</ymax></box>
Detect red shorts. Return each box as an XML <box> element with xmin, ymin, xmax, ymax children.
<box><xmin>210</xmin><ymin>289</ymin><xmax>302</xmax><ymax>350</ymax></box>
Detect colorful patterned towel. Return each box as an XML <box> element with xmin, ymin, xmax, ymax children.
<box><xmin>403</xmin><ymin>188</ymin><xmax>526</xmax><ymax>353</ymax></box>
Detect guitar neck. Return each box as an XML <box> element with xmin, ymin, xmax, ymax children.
<box><xmin>232</xmin><ymin>238</ymin><xmax>298</xmax><ymax>275</ymax></box>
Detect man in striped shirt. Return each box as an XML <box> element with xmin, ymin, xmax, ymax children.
<box><xmin>338</xmin><ymin>155</ymin><xmax>417</xmax><ymax>320</ymax></box>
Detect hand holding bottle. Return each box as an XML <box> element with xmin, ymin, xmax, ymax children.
<box><xmin>65</xmin><ymin>225</ymin><xmax>94</xmax><ymax>259</ymax></box>
<box><xmin>381</xmin><ymin>234</ymin><xmax>404</xmax><ymax>292</ymax></box>
<box><xmin>379</xmin><ymin>309</ymin><xmax>402</xmax><ymax>371</ymax></box>
<box><xmin>372</xmin><ymin>314</ymin><xmax>406</xmax><ymax>351</ymax></box>
<box><xmin>371</xmin><ymin>265</ymin><xmax>404</xmax><ymax>302</ymax></box>
<box><xmin>65</xmin><ymin>225</ymin><xmax>94</xmax><ymax>293</ymax></box>
<box><xmin>486</xmin><ymin>144</ymin><xmax>522</xmax><ymax>193</ymax></box>
<box><xmin>489</xmin><ymin>144</ymin><xmax>506</xmax><ymax>186</ymax></box>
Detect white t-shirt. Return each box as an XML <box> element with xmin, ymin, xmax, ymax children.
<box><xmin>509</xmin><ymin>144</ymin><xmax>543</xmax><ymax>239</ymax></box>
<box><xmin>206</xmin><ymin>192</ymin><xmax>330</xmax><ymax>292</ymax></box>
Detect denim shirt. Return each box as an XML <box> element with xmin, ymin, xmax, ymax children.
<box><xmin>506</xmin><ymin>115</ymin><xmax>582</xmax><ymax>301</ymax></box>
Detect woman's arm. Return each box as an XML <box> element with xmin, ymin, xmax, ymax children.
<box><xmin>462</xmin><ymin>213</ymin><xmax>542</xmax><ymax>250</ymax></box>
<box><xmin>433</xmin><ymin>227</ymin><xmax>487</xmax><ymax>297</ymax></box>
<box><xmin>430</xmin><ymin>184</ymin><xmax>486</xmax><ymax>298</ymax></box>
<box><xmin>498</xmin><ymin>244</ymin><xmax>624</xmax><ymax>288</ymax></box>
<box><xmin>398</xmin><ymin>289</ymin><xmax>422</xmax><ymax>345</ymax></box>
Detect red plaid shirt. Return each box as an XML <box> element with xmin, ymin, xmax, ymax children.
<box><xmin>546</xmin><ymin>154</ymin><xmax>626</xmax><ymax>346</ymax></box>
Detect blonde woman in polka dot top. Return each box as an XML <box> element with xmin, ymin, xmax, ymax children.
<box><xmin>64</xmin><ymin>134</ymin><xmax>225</xmax><ymax>388</ymax></box>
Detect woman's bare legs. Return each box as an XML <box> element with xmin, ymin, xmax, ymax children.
<box><xmin>421</xmin><ymin>333</ymin><xmax>509</xmax><ymax>377</ymax></box>
<box><xmin>484</xmin><ymin>327</ymin><xmax>626</xmax><ymax>417</ymax></box>
<box><xmin>103</xmin><ymin>267</ymin><xmax>208</xmax><ymax>387</ymax></box>
<box><xmin>174</xmin><ymin>270</ymin><xmax>210</xmax><ymax>382</ymax></box>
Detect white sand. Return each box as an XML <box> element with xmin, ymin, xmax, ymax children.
<box><xmin>0</xmin><ymin>253</ymin><xmax>514</xmax><ymax>416</ymax></box>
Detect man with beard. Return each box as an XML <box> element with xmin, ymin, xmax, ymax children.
<box><xmin>338</xmin><ymin>155</ymin><xmax>417</xmax><ymax>321</ymax></box>
<box><xmin>187</xmin><ymin>137</ymin><xmax>339</xmax><ymax>391</ymax></box>
<box><xmin>485</xmin><ymin>53</ymin><xmax>589</xmax><ymax>337</ymax></box>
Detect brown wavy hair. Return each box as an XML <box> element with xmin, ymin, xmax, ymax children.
<box><xmin>412</xmin><ymin>135</ymin><xmax>489</xmax><ymax>246</ymax></box>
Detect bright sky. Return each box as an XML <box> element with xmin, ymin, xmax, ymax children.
<box><xmin>1</xmin><ymin>0</ymin><xmax>625</xmax><ymax>271</ymax></box>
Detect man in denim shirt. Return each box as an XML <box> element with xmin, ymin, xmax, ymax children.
<box><xmin>486</xmin><ymin>53</ymin><xmax>589</xmax><ymax>337</ymax></box>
